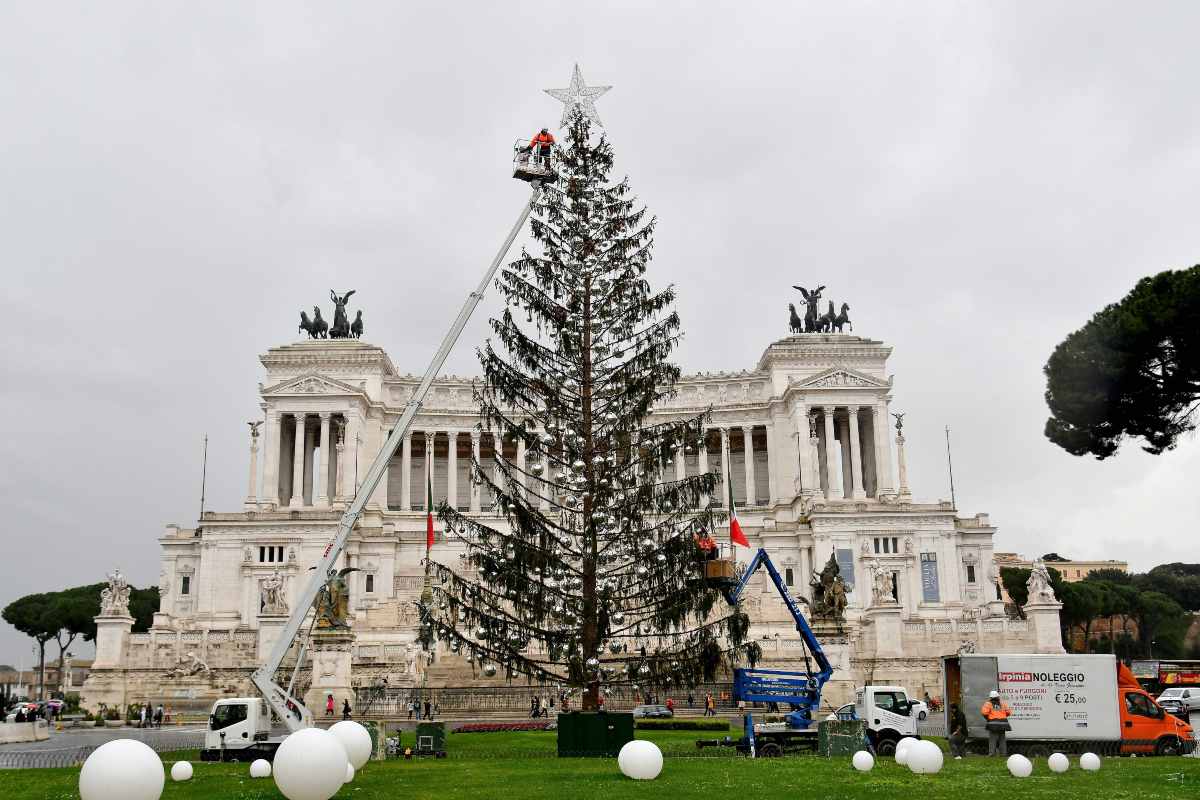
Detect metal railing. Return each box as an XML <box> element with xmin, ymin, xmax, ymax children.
<box><xmin>0</xmin><ymin>729</ymin><xmax>205</xmax><ymax>770</ymax></box>
<box><xmin>354</xmin><ymin>683</ymin><xmax>739</xmax><ymax>718</ymax></box>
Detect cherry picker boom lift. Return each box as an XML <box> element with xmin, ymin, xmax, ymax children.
<box><xmin>201</xmin><ymin>148</ymin><xmax>552</xmax><ymax>761</ymax></box>
<box><xmin>700</xmin><ymin>548</ymin><xmax>834</xmax><ymax>757</ymax></box>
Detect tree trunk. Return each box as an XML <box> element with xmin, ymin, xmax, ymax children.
<box><xmin>36</xmin><ymin>640</ymin><xmax>47</xmax><ymax>701</ymax></box>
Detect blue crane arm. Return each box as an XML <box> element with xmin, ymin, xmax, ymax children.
<box><xmin>725</xmin><ymin>548</ymin><xmax>833</xmax><ymax>683</ymax></box>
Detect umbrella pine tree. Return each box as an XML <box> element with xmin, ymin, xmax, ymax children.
<box><xmin>422</xmin><ymin>113</ymin><xmax>750</xmax><ymax>710</ymax></box>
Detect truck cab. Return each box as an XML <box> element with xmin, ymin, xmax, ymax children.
<box><xmin>855</xmin><ymin>685</ymin><xmax>921</xmax><ymax>755</ymax></box>
<box><xmin>1121</xmin><ymin>686</ymin><xmax>1194</xmax><ymax>755</ymax></box>
<box><xmin>201</xmin><ymin>698</ymin><xmax>280</xmax><ymax>762</ymax></box>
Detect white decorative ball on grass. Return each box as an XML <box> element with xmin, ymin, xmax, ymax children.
<box><xmin>273</xmin><ymin>728</ymin><xmax>351</xmax><ymax>800</ymax></box>
<box><xmin>1079</xmin><ymin>752</ymin><xmax>1101</xmax><ymax>772</ymax></box>
<box><xmin>170</xmin><ymin>761</ymin><xmax>192</xmax><ymax>782</ymax></box>
<box><xmin>617</xmin><ymin>740</ymin><xmax>663</xmax><ymax>780</ymax></box>
<box><xmin>345</xmin><ymin>762</ymin><xmax>355</xmax><ymax>783</ymax></box>
<box><xmin>908</xmin><ymin>740</ymin><xmax>944</xmax><ymax>774</ymax></box>
<box><xmin>894</xmin><ymin>737</ymin><xmax>917</xmax><ymax>765</ymax></box>
<box><xmin>329</xmin><ymin>720</ymin><xmax>373</xmax><ymax>770</ymax></box>
<box><xmin>250</xmin><ymin>758</ymin><xmax>272</xmax><ymax>778</ymax></box>
<box><xmin>1048</xmin><ymin>752</ymin><xmax>1070</xmax><ymax>773</ymax></box>
<box><xmin>1007</xmin><ymin>753</ymin><xmax>1033</xmax><ymax>778</ymax></box>
<box><xmin>79</xmin><ymin>739</ymin><xmax>165</xmax><ymax>800</ymax></box>
<box><xmin>852</xmin><ymin>750</ymin><xmax>875</xmax><ymax>772</ymax></box>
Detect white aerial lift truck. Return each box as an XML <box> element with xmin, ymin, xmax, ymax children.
<box><xmin>201</xmin><ymin>151</ymin><xmax>553</xmax><ymax>761</ymax></box>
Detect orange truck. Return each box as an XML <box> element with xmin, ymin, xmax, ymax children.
<box><xmin>941</xmin><ymin>653</ymin><xmax>1194</xmax><ymax>756</ymax></box>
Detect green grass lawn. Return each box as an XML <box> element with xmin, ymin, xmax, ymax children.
<box><xmin>6</xmin><ymin>730</ymin><xmax>1199</xmax><ymax>800</ymax></box>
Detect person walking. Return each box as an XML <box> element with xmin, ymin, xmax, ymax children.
<box><xmin>407</xmin><ymin>700</ymin><xmax>414</xmax><ymax>720</ymax></box>
<box><xmin>139</xmin><ymin>703</ymin><xmax>148</xmax><ymax>729</ymax></box>
<box><xmin>325</xmin><ymin>694</ymin><xmax>335</xmax><ymax>717</ymax></box>
<box><xmin>948</xmin><ymin>702</ymin><xmax>968</xmax><ymax>759</ymax></box>
<box><xmin>342</xmin><ymin>699</ymin><xmax>352</xmax><ymax>720</ymax></box>
<box><xmin>154</xmin><ymin>704</ymin><xmax>164</xmax><ymax>728</ymax></box>
<box><xmin>980</xmin><ymin>690</ymin><xmax>1011</xmax><ymax>756</ymax></box>
<box><xmin>423</xmin><ymin>700</ymin><xmax>431</xmax><ymax>720</ymax></box>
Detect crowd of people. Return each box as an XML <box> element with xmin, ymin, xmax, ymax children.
<box><xmin>134</xmin><ymin>702</ymin><xmax>165</xmax><ymax>728</ymax></box>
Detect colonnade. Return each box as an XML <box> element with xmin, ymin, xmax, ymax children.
<box><xmin>261</xmin><ymin>411</ymin><xmax>352</xmax><ymax>509</ymax></box>
<box><xmin>793</xmin><ymin>403</ymin><xmax>895</xmax><ymax>502</ymax></box>
<box><xmin>252</xmin><ymin>406</ymin><xmax>892</xmax><ymax>512</ymax></box>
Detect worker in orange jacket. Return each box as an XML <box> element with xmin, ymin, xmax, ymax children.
<box><xmin>529</xmin><ymin>128</ymin><xmax>555</xmax><ymax>166</ymax></box>
<box><xmin>980</xmin><ymin>689</ymin><xmax>1012</xmax><ymax>756</ymax></box>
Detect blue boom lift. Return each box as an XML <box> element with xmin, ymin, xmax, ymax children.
<box><xmin>699</xmin><ymin>548</ymin><xmax>834</xmax><ymax>757</ymax></box>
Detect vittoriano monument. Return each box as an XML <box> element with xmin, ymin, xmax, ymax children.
<box><xmin>299</xmin><ymin>290</ymin><xmax>364</xmax><ymax>340</ymax></box>
<box><xmin>789</xmin><ymin>285</ymin><xmax>852</xmax><ymax>334</ymax></box>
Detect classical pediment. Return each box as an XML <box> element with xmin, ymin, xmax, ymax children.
<box><xmin>262</xmin><ymin>374</ymin><xmax>363</xmax><ymax>397</ymax></box>
<box><xmin>793</xmin><ymin>367</ymin><xmax>889</xmax><ymax>390</ymax></box>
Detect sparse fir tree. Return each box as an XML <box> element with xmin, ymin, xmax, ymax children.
<box><xmin>421</xmin><ymin>113</ymin><xmax>750</xmax><ymax>710</ymax></box>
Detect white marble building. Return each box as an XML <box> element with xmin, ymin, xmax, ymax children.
<box><xmin>84</xmin><ymin>332</ymin><xmax>1059</xmax><ymax>711</ymax></box>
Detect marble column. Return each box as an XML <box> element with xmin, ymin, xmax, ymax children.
<box><xmin>290</xmin><ymin>413</ymin><xmax>306</xmax><ymax>508</ymax></box>
<box><xmin>447</xmin><ymin>430</ymin><xmax>459</xmax><ymax>511</ymax></box>
<box><xmin>807</xmin><ymin>411</ymin><xmax>822</xmax><ymax>497</ymax></box>
<box><xmin>244</xmin><ymin>421</ymin><xmax>260</xmax><ymax>510</ymax></box>
<box><xmin>875</xmin><ymin>403</ymin><xmax>896</xmax><ymax>496</ymax></box>
<box><xmin>896</xmin><ymin>430</ymin><xmax>912</xmax><ymax>500</ymax></box>
<box><xmin>264</xmin><ymin>410</ymin><xmax>282</xmax><ymax>508</ymax></box>
<box><xmin>317</xmin><ymin>413</ymin><xmax>332</xmax><ymax>507</ymax></box>
<box><xmin>302</xmin><ymin>421</ymin><xmax>317</xmax><ymax>506</ymax></box>
<box><xmin>674</xmin><ymin>440</ymin><xmax>686</xmax><ymax>482</ymax></box>
<box><xmin>470</xmin><ymin>431</ymin><xmax>482</xmax><ymax>513</ymax></box>
<box><xmin>424</xmin><ymin>432</ymin><xmax>435</xmax><ymax>510</ymax></box>
<box><xmin>698</xmin><ymin>430</ymin><xmax>710</xmax><ymax>505</ymax></box>
<box><xmin>793</xmin><ymin>402</ymin><xmax>812</xmax><ymax>498</ymax></box>
<box><xmin>742</xmin><ymin>426</ymin><xmax>756</xmax><ymax>506</ymax></box>
<box><xmin>837</xmin><ymin>412</ymin><xmax>852</xmax><ymax>500</ymax></box>
<box><xmin>821</xmin><ymin>407</ymin><xmax>839</xmax><ymax>501</ymax></box>
<box><xmin>400</xmin><ymin>433</ymin><xmax>412</xmax><ymax>511</ymax></box>
<box><xmin>335</xmin><ymin>421</ymin><xmax>348</xmax><ymax>503</ymax></box>
<box><xmin>847</xmin><ymin>407</ymin><xmax>866</xmax><ymax>500</ymax></box>
<box><xmin>719</xmin><ymin>427</ymin><xmax>731</xmax><ymax>504</ymax></box>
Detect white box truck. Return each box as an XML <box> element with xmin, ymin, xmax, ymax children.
<box><xmin>942</xmin><ymin>653</ymin><xmax>1194</xmax><ymax>756</ymax></box>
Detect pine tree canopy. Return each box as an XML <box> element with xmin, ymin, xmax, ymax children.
<box><xmin>1044</xmin><ymin>264</ymin><xmax>1200</xmax><ymax>458</ymax></box>
<box><xmin>420</xmin><ymin>113</ymin><xmax>750</xmax><ymax>709</ymax></box>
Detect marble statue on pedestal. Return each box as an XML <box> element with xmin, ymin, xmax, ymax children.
<box><xmin>1027</xmin><ymin>561</ymin><xmax>1058</xmax><ymax>604</ymax></box>
<box><xmin>870</xmin><ymin>563</ymin><xmax>897</xmax><ymax>607</ymax></box>
<box><xmin>261</xmin><ymin>570</ymin><xmax>288</xmax><ymax>615</ymax></box>
<box><xmin>100</xmin><ymin>569</ymin><xmax>131</xmax><ymax>616</ymax></box>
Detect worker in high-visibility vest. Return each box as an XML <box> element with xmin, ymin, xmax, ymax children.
<box><xmin>980</xmin><ymin>690</ymin><xmax>1012</xmax><ymax>756</ymax></box>
<box><xmin>529</xmin><ymin>128</ymin><xmax>555</xmax><ymax>167</ymax></box>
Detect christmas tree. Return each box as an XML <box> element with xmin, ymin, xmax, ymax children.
<box><xmin>422</xmin><ymin>112</ymin><xmax>750</xmax><ymax>710</ymax></box>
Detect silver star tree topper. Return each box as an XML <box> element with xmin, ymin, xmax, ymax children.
<box><xmin>544</xmin><ymin>64</ymin><xmax>612</xmax><ymax>128</ymax></box>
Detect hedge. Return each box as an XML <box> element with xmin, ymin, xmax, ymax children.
<box><xmin>634</xmin><ymin>718</ymin><xmax>730</xmax><ymax>731</ymax></box>
<box><xmin>454</xmin><ymin>721</ymin><xmax>555</xmax><ymax>733</ymax></box>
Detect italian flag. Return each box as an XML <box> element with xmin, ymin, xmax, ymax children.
<box><xmin>426</xmin><ymin>469</ymin><xmax>435</xmax><ymax>552</ymax></box>
<box><xmin>727</xmin><ymin>463</ymin><xmax>749</xmax><ymax>548</ymax></box>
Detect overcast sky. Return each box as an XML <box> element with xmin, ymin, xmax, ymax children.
<box><xmin>3</xmin><ymin>2</ymin><xmax>1199</xmax><ymax>667</ymax></box>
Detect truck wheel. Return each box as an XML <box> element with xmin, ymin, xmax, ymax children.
<box><xmin>1155</xmin><ymin>737</ymin><xmax>1182</xmax><ymax>757</ymax></box>
<box><xmin>875</xmin><ymin>738</ymin><xmax>897</xmax><ymax>757</ymax></box>
<box><xmin>758</xmin><ymin>742</ymin><xmax>783</xmax><ymax>758</ymax></box>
